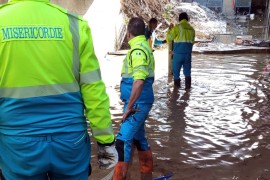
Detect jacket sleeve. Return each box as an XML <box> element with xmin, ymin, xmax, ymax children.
<box><xmin>78</xmin><ymin>20</ymin><xmax>114</xmax><ymax>145</ymax></box>
<box><xmin>130</xmin><ymin>50</ymin><xmax>149</xmax><ymax>80</ymax></box>
<box><xmin>166</xmin><ymin>25</ymin><xmax>178</xmax><ymax>43</ymax></box>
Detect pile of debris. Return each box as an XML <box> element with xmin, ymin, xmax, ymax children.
<box><xmin>120</xmin><ymin>0</ymin><xmax>170</xmax><ymax>24</ymax></box>
<box><xmin>120</xmin><ymin>1</ymin><xmax>227</xmax><ymax>47</ymax></box>
<box><xmin>241</xmin><ymin>40</ymin><xmax>270</xmax><ymax>47</ymax></box>
<box><xmin>170</xmin><ymin>2</ymin><xmax>226</xmax><ymax>40</ymax></box>
<box><xmin>235</xmin><ymin>35</ymin><xmax>270</xmax><ymax>47</ymax></box>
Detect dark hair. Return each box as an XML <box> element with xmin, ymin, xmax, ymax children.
<box><xmin>149</xmin><ymin>18</ymin><xmax>158</xmax><ymax>25</ymax></box>
<box><xmin>128</xmin><ymin>17</ymin><xmax>145</xmax><ymax>36</ymax></box>
<box><xmin>179</xmin><ymin>12</ymin><xmax>189</xmax><ymax>21</ymax></box>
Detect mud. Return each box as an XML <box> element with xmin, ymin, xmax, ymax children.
<box><xmin>89</xmin><ymin>50</ymin><xmax>270</xmax><ymax>180</ymax></box>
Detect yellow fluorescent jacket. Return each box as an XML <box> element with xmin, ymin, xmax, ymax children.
<box><xmin>0</xmin><ymin>0</ymin><xmax>114</xmax><ymax>144</ymax></box>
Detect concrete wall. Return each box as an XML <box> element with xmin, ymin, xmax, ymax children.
<box><xmin>0</xmin><ymin>0</ymin><xmax>93</xmax><ymax>15</ymax></box>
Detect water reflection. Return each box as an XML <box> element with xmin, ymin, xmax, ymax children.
<box><xmin>99</xmin><ymin>52</ymin><xmax>270</xmax><ymax>179</ymax></box>
<box><xmin>148</xmin><ymin>53</ymin><xmax>270</xmax><ymax>178</ymax></box>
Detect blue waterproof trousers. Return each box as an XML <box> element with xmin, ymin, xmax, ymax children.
<box><xmin>0</xmin><ymin>131</ymin><xmax>90</xmax><ymax>180</ymax></box>
<box><xmin>115</xmin><ymin>103</ymin><xmax>152</xmax><ymax>162</ymax></box>
<box><xmin>172</xmin><ymin>53</ymin><xmax>192</xmax><ymax>80</ymax></box>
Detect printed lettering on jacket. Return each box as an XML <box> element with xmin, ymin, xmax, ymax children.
<box><xmin>1</xmin><ymin>26</ymin><xmax>65</xmax><ymax>42</ymax></box>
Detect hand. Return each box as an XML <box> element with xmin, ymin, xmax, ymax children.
<box><xmin>122</xmin><ymin>106</ymin><xmax>140</xmax><ymax>121</ymax></box>
<box><xmin>169</xmin><ymin>23</ymin><xmax>174</xmax><ymax>30</ymax></box>
<box><xmin>98</xmin><ymin>144</ymin><xmax>118</xmax><ymax>169</ymax></box>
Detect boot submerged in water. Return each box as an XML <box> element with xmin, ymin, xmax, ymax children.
<box><xmin>185</xmin><ymin>76</ymin><xmax>191</xmax><ymax>89</ymax></box>
<box><xmin>113</xmin><ymin>162</ymin><xmax>129</xmax><ymax>180</ymax></box>
<box><xmin>138</xmin><ymin>149</ymin><xmax>153</xmax><ymax>180</ymax></box>
<box><xmin>174</xmin><ymin>79</ymin><xmax>181</xmax><ymax>87</ymax></box>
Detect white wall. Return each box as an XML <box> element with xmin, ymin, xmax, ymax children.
<box><xmin>84</xmin><ymin>0</ymin><xmax>124</xmax><ymax>59</ymax></box>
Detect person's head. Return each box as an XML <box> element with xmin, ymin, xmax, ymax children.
<box><xmin>149</xmin><ymin>18</ymin><xmax>158</xmax><ymax>30</ymax></box>
<box><xmin>179</xmin><ymin>12</ymin><xmax>189</xmax><ymax>22</ymax></box>
<box><xmin>127</xmin><ymin>17</ymin><xmax>145</xmax><ymax>40</ymax></box>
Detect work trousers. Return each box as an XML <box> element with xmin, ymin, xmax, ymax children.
<box><xmin>115</xmin><ymin>103</ymin><xmax>152</xmax><ymax>162</ymax></box>
<box><xmin>172</xmin><ymin>53</ymin><xmax>192</xmax><ymax>80</ymax></box>
<box><xmin>0</xmin><ymin>131</ymin><xmax>90</xmax><ymax>180</ymax></box>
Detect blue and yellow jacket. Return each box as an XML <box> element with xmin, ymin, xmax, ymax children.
<box><xmin>0</xmin><ymin>0</ymin><xmax>114</xmax><ymax>144</ymax></box>
<box><xmin>120</xmin><ymin>35</ymin><xmax>155</xmax><ymax>104</ymax></box>
<box><xmin>166</xmin><ymin>19</ymin><xmax>195</xmax><ymax>54</ymax></box>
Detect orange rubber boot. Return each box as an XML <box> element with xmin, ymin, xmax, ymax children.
<box><xmin>138</xmin><ymin>150</ymin><xmax>153</xmax><ymax>180</ymax></box>
<box><xmin>113</xmin><ymin>162</ymin><xmax>129</xmax><ymax>180</ymax></box>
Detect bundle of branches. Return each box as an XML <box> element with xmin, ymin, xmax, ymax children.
<box><xmin>120</xmin><ymin>0</ymin><xmax>170</xmax><ymax>24</ymax></box>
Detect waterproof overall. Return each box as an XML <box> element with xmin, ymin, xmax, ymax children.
<box><xmin>114</xmin><ymin>35</ymin><xmax>155</xmax><ymax>180</ymax></box>
<box><xmin>167</xmin><ymin>19</ymin><xmax>195</xmax><ymax>88</ymax></box>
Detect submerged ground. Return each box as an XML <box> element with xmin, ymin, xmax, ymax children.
<box><xmin>89</xmin><ymin>49</ymin><xmax>270</xmax><ymax>180</ymax></box>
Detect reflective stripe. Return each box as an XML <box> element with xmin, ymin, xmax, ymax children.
<box><xmin>167</xmin><ymin>34</ymin><xmax>173</xmax><ymax>41</ymax></box>
<box><xmin>124</xmin><ymin>57</ymin><xmax>128</xmax><ymax>74</ymax></box>
<box><xmin>67</xmin><ymin>12</ymin><xmax>80</xmax><ymax>82</ymax></box>
<box><xmin>134</xmin><ymin>65</ymin><xmax>148</xmax><ymax>72</ymax></box>
<box><xmin>177</xmin><ymin>39</ymin><xmax>193</xmax><ymax>43</ymax></box>
<box><xmin>92</xmin><ymin>126</ymin><xmax>113</xmax><ymax>136</ymax></box>
<box><xmin>121</xmin><ymin>73</ymin><xmax>133</xmax><ymax>78</ymax></box>
<box><xmin>179</xmin><ymin>25</ymin><xmax>183</xmax><ymax>41</ymax></box>
<box><xmin>148</xmin><ymin>72</ymin><xmax>155</xmax><ymax>77</ymax></box>
<box><xmin>80</xmin><ymin>69</ymin><xmax>101</xmax><ymax>85</ymax></box>
<box><xmin>122</xmin><ymin>72</ymin><xmax>154</xmax><ymax>78</ymax></box>
<box><xmin>174</xmin><ymin>39</ymin><xmax>194</xmax><ymax>43</ymax></box>
<box><xmin>0</xmin><ymin>82</ymin><xmax>79</xmax><ymax>98</ymax></box>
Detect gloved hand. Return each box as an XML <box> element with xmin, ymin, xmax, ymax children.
<box><xmin>97</xmin><ymin>144</ymin><xmax>118</xmax><ymax>169</ymax></box>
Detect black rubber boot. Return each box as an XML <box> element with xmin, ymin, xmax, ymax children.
<box><xmin>185</xmin><ymin>77</ymin><xmax>191</xmax><ymax>89</ymax></box>
<box><xmin>174</xmin><ymin>79</ymin><xmax>181</xmax><ymax>87</ymax></box>
<box><xmin>0</xmin><ymin>169</ymin><xmax>5</xmax><ymax>180</ymax></box>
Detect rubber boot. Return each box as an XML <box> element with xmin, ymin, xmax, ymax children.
<box><xmin>0</xmin><ymin>169</ymin><xmax>4</xmax><ymax>180</ymax></box>
<box><xmin>138</xmin><ymin>150</ymin><xmax>153</xmax><ymax>180</ymax></box>
<box><xmin>174</xmin><ymin>79</ymin><xmax>180</xmax><ymax>87</ymax></box>
<box><xmin>185</xmin><ymin>76</ymin><xmax>191</xmax><ymax>89</ymax></box>
<box><xmin>113</xmin><ymin>162</ymin><xmax>129</xmax><ymax>180</ymax></box>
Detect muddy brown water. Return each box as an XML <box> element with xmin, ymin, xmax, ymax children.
<box><xmin>90</xmin><ymin>51</ymin><xmax>270</xmax><ymax>180</ymax></box>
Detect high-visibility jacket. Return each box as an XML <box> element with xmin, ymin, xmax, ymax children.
<box><xmin>166</xmin><ymin>19</ymin><xmax>195</xmax><ymax>54</ymax></box>
<box><xmin>0</xmin><ymin>0</ymin><xmax>114</xmax><ymax>145</ymax></box>
<box><xmin>120</xmin><ymin>35</ymin><xmax>155</xmax><ymax>104</ymax></box>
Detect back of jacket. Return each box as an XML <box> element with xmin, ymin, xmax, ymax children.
<box><xmin>166</xmin><ymin>19</ymin><xmax>195</xmax><ymax>54</ymax></box>
<box><xmin>0</xmin><ymin>0</ymin><xmax>114</xmax><ymax>144</ymax></box>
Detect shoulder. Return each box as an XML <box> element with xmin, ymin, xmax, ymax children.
<box><xmin>128</xmin><ymin>46</ymin><xmax>149</xmax><ymax>63</ymax></box>
<box><xmin>130</xmin><ymin>48</ymin><xmax>147</xmax><ymax>59</ymax></box>
<box><xmin>49</xmin><ymin>3</ymin><xmax>85</xmax><ymax>22</ymax></box>
<box><xmin>0</xmin><ymin>1</ymin><xmax>14</xmax><ymax>13</ymax></box>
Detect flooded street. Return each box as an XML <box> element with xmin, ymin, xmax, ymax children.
<box><xmin>149</xmin><ymin>52</ymin><xmax>270</xmax><ymax>179</ymax></box>
<box><xmin>91</xmin><ymin>50</ymin><xmax>270</xmax><ymax>180</ymax></box>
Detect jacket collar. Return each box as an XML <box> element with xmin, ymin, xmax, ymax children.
<box><xmin>179</xmin><ymin>19</ymin><xmax>188</xmax><ymax>24</ymax></box>
<box><xmin>128</xmin><ymin>35</ymin><xmax>146</xmax><ymax>46</ymax></box>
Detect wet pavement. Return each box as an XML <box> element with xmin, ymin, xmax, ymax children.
<box><xmin>90</xmin><ymin>49</ymin><xmax>270</xmax><ymax>179</ymax></box>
